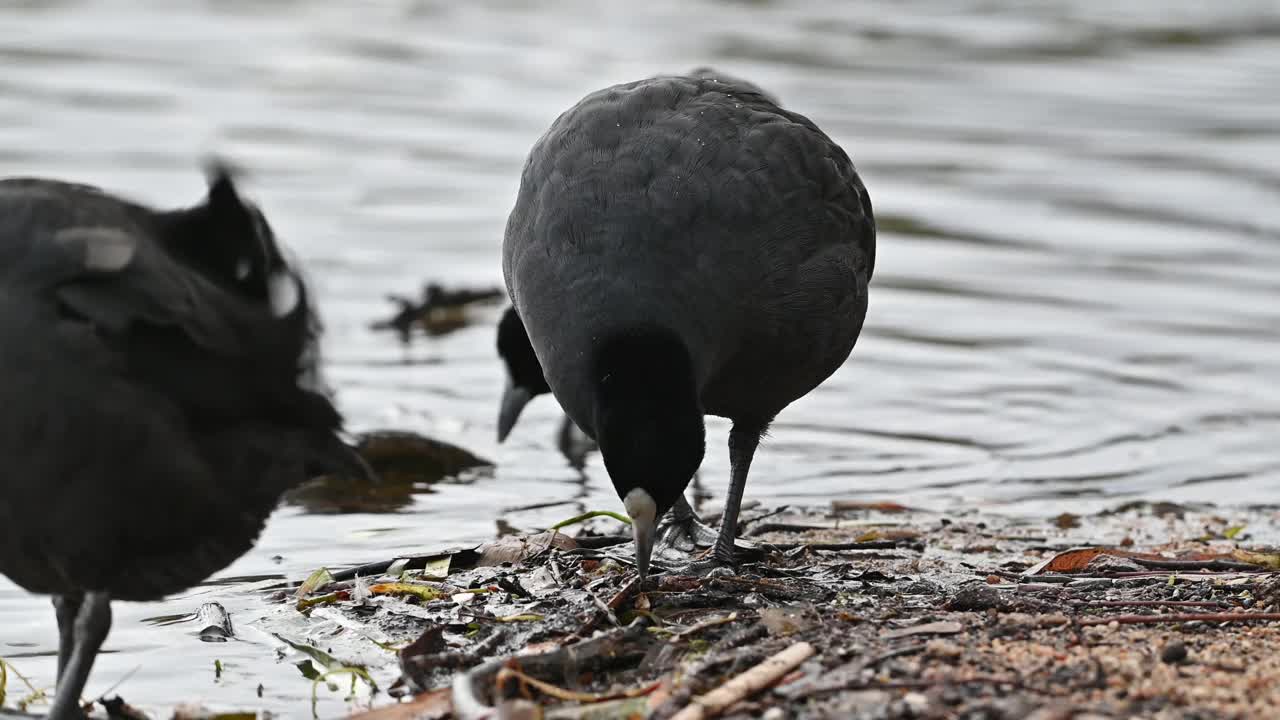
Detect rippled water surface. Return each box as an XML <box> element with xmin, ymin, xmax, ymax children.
<box><xmin>2</xmin><ymin>0</ymin><xmax>1279</xmax><ymax>715</ymax></box>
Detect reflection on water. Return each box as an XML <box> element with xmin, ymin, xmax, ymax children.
<box><xmin>1</xmin><ymin>0</ymin><xmax>1279</xmax><ymax>715</ymax></box>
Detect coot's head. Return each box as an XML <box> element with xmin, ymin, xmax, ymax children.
<box><xmin>593</xmin><ymin>328</ymin><xmax>705</xmax><ymax>580</ymax></box>
<box><xmin>496</xmin><ymin>306</ymin><xmax>551</xmax><ymax>442</ymax></box>
<box><xmin>159</xmin><ymin>160</ymin><xmax>300</xmax><ymax>316</ymax></box>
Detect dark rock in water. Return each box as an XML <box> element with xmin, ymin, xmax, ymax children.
<box><xmin>285</xmin><ymin>430</ymin><xmax>491</xmax><ymax>514</ymax></box>
<box><xmin>371</xmin><ymin>281</ymin><xmax>505</xmax><ymax>341</ymax></box>
<box><xmin>0</xmin><ymin>161</ymin><xmax>370</xmax><ymax>719</ymax></box>
<box><xmin>356</xmin><ymin>430</ymin><xmax>491</xmax><ymax>481</ymax></box>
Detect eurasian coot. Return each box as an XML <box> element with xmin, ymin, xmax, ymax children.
<box><xmin>0</xmin><ymin>163</ymin><xmax>369</xmax><ymax>718</ymax></box>
<box><xmin>502</xmin><ymin>71</ymin><xmax>875</xmax><ymax>579</ymax></box>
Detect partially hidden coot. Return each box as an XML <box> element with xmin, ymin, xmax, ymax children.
<box><xmin>502</xmin><ymin>70</ymin><xmax>876</xmax><ymax>579</ymax></box>
<box><xmin>495</xmin><ymin>305</ymin><xmax>598</xmax><ymax>468</ymax></box>
<box><xmin>0</xmin><ymin>163</ymin><xmax>370</xmax><ymax>719</ymax></box>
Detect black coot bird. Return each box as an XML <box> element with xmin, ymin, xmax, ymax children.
<box><xmin>0</xmin><ymin>164</ymin><xmax>368</xmax><ymax>719</ymax></box>
<box><xmin>502</xmin><ymin>71</ymin><xmax>876</xmax><ymax>579</ymax></box>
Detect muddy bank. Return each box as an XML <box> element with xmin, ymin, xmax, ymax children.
<box><xmin>7</xmin><ymin>501</ymin><xmax>1280</xmax><ymax>719</ymax></box>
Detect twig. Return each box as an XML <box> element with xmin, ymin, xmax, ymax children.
<box><xmin>860</xmin><ymin>643</ymin><xmax>927</xmax><ymax>670</ymax></box>
<box><xmin>1074</xmin><ymin>612</ymin><xmax>1280</xmax><ymax>627</ymax></box>
<box><xmin>672</xmin><ymin>613</ymin><xmax>740</xmax><ymax>641</ymax></box>
<box><xmin>586</xmin><ymin>586</ymin><xmax>621</xmax><ymax>628</ymax></box>
<box><xmin>1071</xmin><ymin>600</ymin><xmax>1230</xmax><ymax>610</ymax></box>
<box><xmin>452</xmin><ymin>621</ymin><xmax>648</xmax><ymax>720</ymax></box>
<box><xmin>495</xmin><ymin>666</ymin><xmax>659</xmax><ymax>703</ymax></box>
<box><xmin>608</xmin><ymin>577</ymin><xmax>640</xmax><ymax>610</ymax></box>
<box><xmin>670</xmin><ymin>641</ymin><xmax>815</xmax><ymax>720</ymax></box>
<box><xmin>1131</xmin><ymin>559</ymin><xmax>1263</xmax><ymax>572</ymax></box>
<box><xmin>802</xmin><ymin>675</ymin><xmax>1033</xmax><ymax>697</ymax></box>
<box><xmin>546</xmin><ymin>556</ymin><xmax>564</xmax><ymax>586</ymax></box>
<box><xmin>780</xmin><ymin>644</ymin><xmax>928</xmax><ymax>700</ymax></box>
<box><xmin>768</xmin><ymin>540</ymin><xmax>905</xmax><ymax>551</ymax></box>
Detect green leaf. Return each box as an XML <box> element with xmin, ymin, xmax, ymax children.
<box><xmin>295</xmin><ymin>567</ymin><xmax>335</xmax><ymax>599</ymax></box>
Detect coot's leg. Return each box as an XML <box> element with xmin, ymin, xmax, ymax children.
<box><xmin>655</xmin><ymin>494</ymin><xmax>722</xmax><ymax>551</ymax></box>
<box><xmin>52</xmin><ymin>594</ymin><xmax>83</xmax><ymax>681</ymax></box>
<box><xmin>47</xmin><ymin>591</ymin><xmax>111</xmax><ymax>720</ymax></box>
<box><xmin>714</xmin><ymin>423</ymin><xmax>764</xmax><ymax>566</ymax></box>
<box><xmin>555</xmin><ymin>414</ymin><xmax>596</xmax><ymax>470</ymax></box>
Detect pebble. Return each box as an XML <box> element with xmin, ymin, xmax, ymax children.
<box><xmin>1161</xmin><ymin>640</ymin><xmax>1189</xmax><ymax>664</ymax></box>
<box><xmin>762</xmin><ymin>708</ymin><xmax>786</xmax><ymax>720</ymax></box>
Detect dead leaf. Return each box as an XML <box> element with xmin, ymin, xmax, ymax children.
<box><xmin>1027</xmin><ymin>547</ymin><xmax>1252</xmax><ymax>575</ymax></box>
<box><xmin>477</xmin><ymin>531</ymin><xmax>577</xmax><ymax>567</ymax></box>
<box><xmin>368</xmin><ymin>583</ymin><xmax>449</xmax><ymax>603</ymax></box>
<box><xmin>1232</xmin><ymin>548</ymin><xmax>1280</xmax><ymax>569</ymax></box>
<box><xmin>881</xmin><ymin>621</ymin><xmax>964</xmax><ymax>639</ymax></box>
<box><xmin>398</xmin><ymin>626</ymin><xmax>447</xmax><ymax>663</ymax></box>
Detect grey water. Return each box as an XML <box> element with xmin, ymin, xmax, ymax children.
<box><xmin>1</xmin><ymin>0</ymin><xmax>1278</xmax><ymax>716</ymax></box>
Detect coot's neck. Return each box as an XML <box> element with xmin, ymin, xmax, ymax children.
<box><xmin>592</xmin><ymin>327</ymin><xmax>705</xmax><ymax>514</ymax></box>
<box><xmin>593</xmin><ymin>326</ymin><xmax>699</xmax><ymax>412</ymax></box>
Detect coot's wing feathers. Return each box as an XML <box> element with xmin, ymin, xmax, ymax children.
<box><xmin>54</xmin><ymin>225</ymin><xmax>300</xmax><ymax>359</ymax></box>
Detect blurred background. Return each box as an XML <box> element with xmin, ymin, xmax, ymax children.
<box><xmin>1</xmin><ymin>0</ymin><xmax>1278</xmax><ymax>715</ymax></box>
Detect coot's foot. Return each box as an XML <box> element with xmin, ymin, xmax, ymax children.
<box><xmin>646</xmin><ymin>495</ymin><xmax>761</xmax><ymax>578</ymax></box>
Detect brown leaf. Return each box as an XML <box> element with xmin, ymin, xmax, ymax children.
<box><xmin>398</xmin><ymin>625</ymin><xmax>447</xmax><ymax>663</ymax></box>
<box><xmin>1231</xmin><ymin>548</ymin><xmax>1280</xmax><ymax>569</ymax></box>
<box><xmin>476</xmin><ymin>531</ymin><xmax>577</xmax><ymax>567</ymax></box>
<box><xmin>1028</xmin><ymin>546</ymin><xmax>1250</xmax><ymax>575</ymax></box>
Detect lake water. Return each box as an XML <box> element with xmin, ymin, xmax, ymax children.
<box><xmin>2</xmin><ymin>0</ymin><xmax>1279</xmax><ymax>716</ymax></box>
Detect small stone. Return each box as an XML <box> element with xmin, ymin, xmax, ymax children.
<box><xmin>903</xmin><ymin>692</ymin><xmax>930</xmax><ymax>714</ymax></box>
<box><xmin>762</xmin><ymin>708</ymin><xmax>786</xmax><ymax>720</ymax></box>
<box><xmin>1161</xmin><ymin>640</ymin><xmax>1188</xmax><ymax>664</ymax></box>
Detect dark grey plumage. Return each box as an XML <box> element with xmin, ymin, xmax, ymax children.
<box><xmin>503</xmin><ymin>71</ymin><xmax>875</xmax><ymax>578</ymax></box>
<box><xmin>0</xmin><ymin>166</ymin><xmax>366</xmax><ymax>719</ymax></box>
